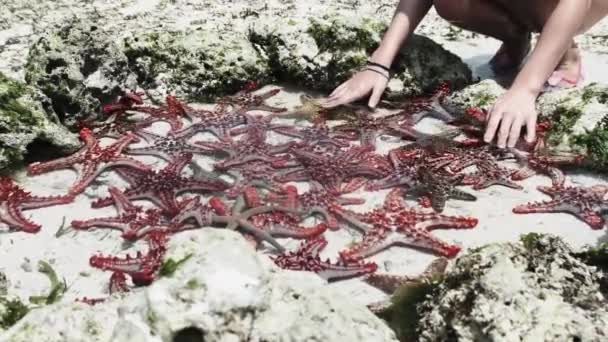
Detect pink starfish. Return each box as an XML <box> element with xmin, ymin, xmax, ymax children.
<box><xmin>332</xmin><ymin>109</ymin><xmax>404</xmax><ymax>147</ymax></box>
<box><xmin>72</xmin><ymin>187</ymin><xmax>193</xmax><ymax>240</ymax></box>
<box><xmin>513</xmin><ymin>184</ymin><xmax>608</xmax><ymax>229</ymax></box>
<box><xmin>170</xmin><ymin>106</ymin><xmax>247</xmax><ymax>138</ymax></box>
<box><xmin>27</xmin><ymin>128</ymin><xmax>150</xmax><ymax>196</ymax></box>
<box><xmin>510</xmin><ymin>146</ymin><xmax>584</xmax><ymax>188</ymax></box>
<box><xmin>90</xmin><ymin>231</ymin><xmax>168</xmax><ymax>286</ymax></box>
<box><xmin>366</xmin><ymin>147</ymin><xmax>419</xmax><ymax>191</ymax></box>
<box><xmin>224</xmin><ymin>160</ymin><xmax>287</xmax><ymax>198</ymax></box>
<box><xmin>461</xmin><ymin>159</ymin><xmax>522</xmax><ymax>190</ymax></box>
<box><xmin>339</xmin><ymin>188</ymin><xmax>478</xmax><ymax>260</ymax></box>
<box><xmin>91</xmin><ymin>153</ymin><xmax>230</xmax><ymax>215</ymax></box>
<box><xmin>0</xmin><ymin>176</ymin><xmax>73</xmax><ymax>233</ymax></box>
<box><xmin>272</xmin><ymin>236</ymin><xmax>378</xmax><ymax>282</ymax></box>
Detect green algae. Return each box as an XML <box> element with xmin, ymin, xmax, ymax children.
<box><xmin>28</xmin><ymin>261</ymin><xmax>67</xmax><ymax>306</ymax></box>
<box><xmin>571</xmin><ymin>114</ymin><xmax>608</xmax><ymax>170</ymax></box>
<box><xmin>520</xmin><ymin>232</ymin><xmax>546</xmax><ymax>251</ymax></box>
<box><xmin>159</xmin><ymin>253</ymin><xmax>193</xmax><ymax>278</ymax></box>
<box><xmin>0</xmin><ymin>298</ymin><xmax>29</xmax><ymax>330</ymax></box>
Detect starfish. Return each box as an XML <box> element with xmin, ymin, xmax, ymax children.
<box><xmin>513</xmin><ymin>184</ymin><xmax>608</xmax><ymax>229</ymax></box>
<box><xmin>170</xmin><ymin>105</ymin><xmax>247</xmax><ymax>138</ymax></box>
<box><xmin>172</xmin><ymin>194</ymin><xmax>303</xmax><ymax>252</ymax></box>
<box><xmin>91</xmin><ymin>153</ymin><xmax>230</xmax><ymax>215</ymax></box>
<box><xmin>109</xmin><ymin>271</ymin><xmax>130</xmax><ymax>294</ymax></box>
<box><xmin>27</xmin><ymin>128</ymin><xmax>151</xmax><ymax>196</ymax></box>
<box><xmin>275</xmin><ymin>145</ymin><xmax>388</xmax><ymax>192</ymax></box>
<box><xmin>223</xmin><ymin>160</ymin><xmax>287</xmax><ymax>198</ymax></box>
<box><xmin>461</xmin><ymin>159</ymin><xmax>523</xmax><ymax>190</ymax></box>
<box><xmin>408</xmin><ymin>168</ymin><xmax>477</xmax><ymax>213</ymax></box>
<box><xmin>79</xmin><ymin>112</ymin><xmax>152</xmax><ymax>140</ymax></box>
<box><xmin>271</xmin><ymin>236</ymin><xmax>378</xmax><ymax>282</ymax></box>
<box><xmin>72</xmin><ymin>187</ymin><xmax>193</xmax><ymax>241</ymax></box>
<box><xmin>366</xmin><ymin>148</ymin><xmax>419</xmax><ymax>191</ymax></box>
<box><xmin>89</xmin><ymin>231</ymin><xmax>168</xmax><ymax>286</ymax></box>
<box><xmin>339</xmin><ymin>188</ymin><xmax>478</xmax><ymax>260</ymax></box>
<box><xmin>100</xmin><ymin>91</ymin><xmax>144</xmax><ymax>116</ymax></box>
<box><xmin>216</xmin><ymin>83</ymin><xmax>287</xmax><ymax>113</ymax></box>
<box><xmin>243</xmin><ymin>187</ymin><xmax>327</xmax><ymax>242</ymax></box>
<box><xmin>195</xmin><ymin>128</ymin><xmax>294</xmax><ymax>171</ymax></box>
<box><xmin>384</xmin><ymin>82</ymin><xmax>454</xmax><ymax>125</ymax></box>
<box><xmin>270</xmin><ymin>122</ymin><xmax>357</xmax><ymax>148</ymax></box>
<box><xmin>0</xmin><ymin>176</ymin><xmax>73</xmax><ymax>233</ymax></box>
<box><xmin>283</xmin><ymin>94</ymin><xmax>365</xmax><ymax>123</ymax></box>
<box><xmin>332</xmin><ymin>109</ymin><xmax>403</xmax><ymax>147</ymax></box>
<box><xmin>124</xmin><ymin>130</ymin><xmax>213</xmax><ymax>161</ymax></box>
<box><xmin>510</xmin><ymin>146</ymin><xmax>585</xmax><ymax>188</ymax></box>
<box><xmin>130</xmin><ymin>95</ymin><xmax>187</xmax><ymax>132</ymax></box>
<box><xmin>267</xmin><ymin>183</ymin><xmax>366</xmax><ymax>231</ymax></box>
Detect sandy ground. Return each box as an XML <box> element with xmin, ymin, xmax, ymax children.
<box><xmin>1</xmin><ymin>6</ymin><xmax>608</xmax><ymax>311</ymax></box>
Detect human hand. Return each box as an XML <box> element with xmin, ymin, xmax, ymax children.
<box><xmin>321</xmin><ymin>67</ymin><xmax>389</xmax><ymax>109</ymax></box>
<box><xmin>484</xmin><ymin>88</ymin><xmax>539</xmax><ymax>148</ymax></box>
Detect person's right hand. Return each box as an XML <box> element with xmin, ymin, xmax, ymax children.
<box><xmin>321</xmin><ymin>67</ymin><xmax>390</xmax><ymax>109</ymax></box>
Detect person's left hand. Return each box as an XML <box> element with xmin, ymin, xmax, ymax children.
<box><xmin>484</xmin><ymin>88</ymin><xmax>538</xmax><ymax>148</ymax></box>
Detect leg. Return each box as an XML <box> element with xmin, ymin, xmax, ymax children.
<box><xmin>433</xmin><ymin>0</ymin><xmax>532</xmax><ymax>73</ymax></box>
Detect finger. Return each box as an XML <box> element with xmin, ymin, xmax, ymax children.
<box><xmin>329</xmin><ymin>82</ymin><xmax>348</xmax><ymax>98</ymax></box>
<box><xmin>507</xmin><ymin>116</ymin><xmax>523</xmax><ymax>148</ymax></box>
<box><xmin>322</xmin><ymin>87</ymin><xmax>351</xmax><ymax>108</ymax></box>
<box><xmin>496</xmin><ymin>114</ymin><xmax>514</xmax><ymax>148</ymax></box>
<box><xmin>525</xmin><ymin>115</ymin><xmax>537</xmax><ymax>143</ymax></box>
<box><xmin>368</xmin><ymin>84</ymin><xmax>386</xmax><ymax>108</ymax></box>
<box><xmin>483</xmin><ymin>108</ymin><xmax>503</xmax><ymax>143</ymax></box>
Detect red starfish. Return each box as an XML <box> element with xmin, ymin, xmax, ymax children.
<box><xmin>275</xmin><ymin>145</ymin><xmax>389</xmax><ymax>193</ymax></box>
<box><xmin>366</xmin><ymin>147</ymin><xmax>419</xmax><ymax>191</ymax></box>
<box><xmin>0</xmin><ymin>176</ymin><xmax>73</xmax><ymax>233</ymax></box>
<box><xmin>271</xmin><ymin>236</ymin><xmax>377</xmax><ymax>282</ymax></box>
<box><xmin>72</xmin><ymin>187</ymin><xmax>193</xmax><ymax>241</ymax></box>
<box><xmin>386</xmin><ymin>81</ymin><xmax>454</xmax><ymax>125</ymax></box>
<box><xmin>513</xmin><ymin>184</ymin><xmax>608</xmax><ymax>229</ymax></box>
<box><xmin>27</xmin><ymin>128</ymin><xmax>150</xmax><ymax>196</ymax></box>
<box><xmin>130</xmin><ymin>95</ymin><xmax>187</xmax><ymax>132</ymax></box>
<box><xmin>339</xmin><ymin>188</ymin><xmax>478</xmax><ymax>260</ymax></box>
<box><xmin>195</xmin><ymin>127</ymin><xmax>294</xmax><ymax>171</ymax></box>
<box><xmin>216</xmin><ymin>82</ymin><xmax>287</xmax><ymax>114</ymax></box>
<box><xmin>510</xmin><ymin>145</ymin><xmax>585</xmax><ymax>188</ymax></box>
<box><xmin>267</xmin><ymin>183</ymin><xmax>366</xmax><ymax>231</ymax></box>
<box><xmin>170</xmin><ymin>105</ymin><xmax>247</xmax><ymax>138</ymax></box>
<box><xmin>109</xmin><ymin>271</ymin><xmax>130</xmax><ymax>294</ymax></box>
<box><xmin>89</xmin><ymin>230</ymin><xmax>168</xmax><ymax>286</ymax></box>
<box><xmin>224</xmin><ymin>160</ymin><xmax>287</xmax><ymax>198</ymax></box>
<box><xmin>461</xmin><ymin>159</ymin><xmax>522</xmax><ymax>190</ymax></box>
<box><xmin>125</xmin><ymin>130</ymin><xmax>213</xmax><ymax>161</ymax></box>
<box><xmin>270</xmin><ymin>122</ymin><xmax>357</xmax><ymax>148</ymax></box>
<box><xmin>91</xmin><ymin>153</ymin><xmax>230</xmax><ymax>215</ymax></box>
<box><xmin>101</xmin><ymin>91</ymin><xmax>144</xmax><ymax>116</ymax></box>
<box><xmin>331</xmin><ymin>108</ymin><xmax>404</xmax><ymax>147</ymax></box>
<box><xmin>172</xmin><ymin>193</ymin><xmax>302</xmax><ymax>252</ymax></box>
<box><xmin>243</xmin><ymin>187</ymin><xmax>327</xmax><ymax>244</ymax></box>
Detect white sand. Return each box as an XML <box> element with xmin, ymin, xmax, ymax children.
<box><xmin>1</xmin><ymin>8</ymin><xmax>608</xmax><ymax>316</ymax></box>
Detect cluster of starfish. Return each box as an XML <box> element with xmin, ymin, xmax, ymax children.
<box><xmin>3</xmin><ymin>79</ymin><xmax>605</xmax><ymax>300</ymax></box>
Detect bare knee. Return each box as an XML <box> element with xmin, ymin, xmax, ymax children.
<box><xmin>434</xmin><ymin>0</ymin><xmax>469</xmax><ymax>22</ymax></box>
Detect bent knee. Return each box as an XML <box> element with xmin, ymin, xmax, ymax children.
<box><xmin>434</xmin><ymin>0</ymin><xmax>469</xmax><ymax>22</ymax></box>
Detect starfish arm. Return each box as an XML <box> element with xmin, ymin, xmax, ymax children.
<box><xmin>1</xmin><ymin>203</ymin><xmax>41</xmax><ymax>233</ymax></box>
<box><xmin>27</xmin><ymin>152</ymin><xmax>84</xmax><ymax>175</ymax></box>
<box><xmin>274</xmin><ymin>168</ymin><xmax>310</xmax><ymax>183</ymax></box>
<box><xmin>68</xmin><ymin>162</ymin><xmax>102</xmax><ymax>195</ymax></box>
<box><xmin>20</xmin><ymin>194</ymin><xmax>73</xmax><ymax>209</ymax></box>
<box><xmin>364</xmin><ymin>273</ymin><xmax>418</xmax><ymax>294</ymax></box>
<box><xmin>71</xmin><ymin>217</ymin><xmax>128</xmax><ymax>232</ymax></box>
<box><xmin>107</xmin><ymin>187</ymin><xmax>138</xmax><ymax>214</ymax></box>
<box><xmin>414</xmin><ymin>215</ymin><xmax>478</xmax><ymax>231</ymax></box>
<box><xmin>266</xmin><ymin>222</ymin><xmax>328</xmax><ymax>239</ymax></box>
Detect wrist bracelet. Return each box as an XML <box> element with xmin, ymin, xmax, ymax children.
<box><xmin>366</xmin><ymin>61</ymin><xmax>391</xmax><ymax>73</ymax></box>
<box><xmin>363</xmin><ymin>67</ymin><xmax>390</xmax><ymax>80</ymax></box>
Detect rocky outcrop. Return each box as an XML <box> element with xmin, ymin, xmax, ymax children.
<box><xmin>444</xmin><ymin>80</ymin><xmax>608</xmax><ymax>170</ymax></box>
<box><xmin>413</xmin><ymin>234</ymin><xmax>608</xmax><ymax>341</ymax></box>
<box><xmin>23</xmin><ymin>4</ymin><xmax>472</xmax><ymax>126</ymax></box>
<box><xmin>1</xmin><ymin>230</ymin><xmax>398</xmax><ymax>342</ymax></box>
<box><xmin>0</xmin><ymin>73</ymin><xmax>78</xmax><ymax>170</ymax></box>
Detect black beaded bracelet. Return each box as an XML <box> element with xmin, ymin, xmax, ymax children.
<box><xmin>366</xmin><ymin>61</ymin><xmax>391</xmax><ymax>73</ymax></box>
<box><xmin>363</xmin><ymin>67</ymin><xmax>390</xmax><ymax>80</ymax></box>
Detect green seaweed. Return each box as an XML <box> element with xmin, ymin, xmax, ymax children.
<box><xmin>545</xmin><ymin>104</ymin><xmax>584</xmax><ymax>146</ymax></box>
<box><xmin>520</xmin><ymin>232</ymin><xmax>545</xmax><ymax>251</ymax></box>
<box><xmin>0</xmin><ymin>298</ymin><xmax>30</xmax><ymax>330</ymax></box>
<box><xmin>159</xmin><ymin>253</ymin><xmax>193</xmax><ymax>277</ymax></box>
<box><xmin>571</xmin><ymin>115</ymin><xmax>608</xmax><ymax>170</ymax></box>
<box><xmin>28</xmin><ymin>261</ymin><xmax>67</xmax><ymax>305</ymax></box>
<box><xmin>574</xmin><ymin>243</ymin><xmax>608</xmax><ymax>273</ymax></box>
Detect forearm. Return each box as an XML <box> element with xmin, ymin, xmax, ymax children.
<box><xmin>370</xmin><ymin>0</ymin><xmax>433</xmax><ymax>66</ymax></box>
<box><xmin>511</xmin><ymin>0</ymin><xmax>591</xmax><ymax>94</ymax></box>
